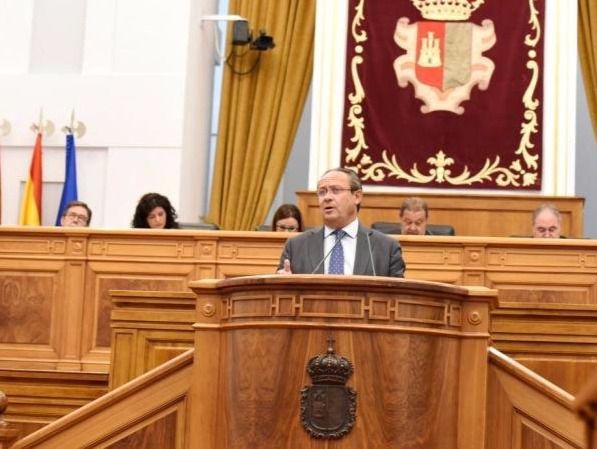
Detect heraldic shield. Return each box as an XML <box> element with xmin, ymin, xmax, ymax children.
<box><xmin>300</xmin><ymin>338</ymin><xmax>356</xmax><ymax>439</ymax></box>
<box><xmin>393</xmin><ymin>0</ymin><xmax>496</xmax><ymax>114</ymax></box>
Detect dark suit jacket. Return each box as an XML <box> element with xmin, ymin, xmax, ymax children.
<box><xmin>277</xmin><ymin>224</ymin><xmax>405</xmax><ymax>277</ymax></box>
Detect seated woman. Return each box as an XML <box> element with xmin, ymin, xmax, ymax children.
<box><xmin>132</xmin><ymin>192</ymin><xmax>180</xmax><ymax>229</ymax></box>
<box><xmin>271</xmin><ymin>204</ymin><xmax>303</xmax><ymax>232</ymax></box>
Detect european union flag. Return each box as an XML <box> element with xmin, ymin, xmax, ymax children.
<box><xmin>55</xmin><ymin>133</ymin><xmax>78</xmax><ymax>225</ymax></box>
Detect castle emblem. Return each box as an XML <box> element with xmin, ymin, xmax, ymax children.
<box><xmin>300</xmin><ymin>337</ymin><xmax>356</xmax><ymax>439</ymax></box>
<box><xmin>394</xmin><ymin>0</ymin><xmax>496</xmax><ymax>114</ymax></box>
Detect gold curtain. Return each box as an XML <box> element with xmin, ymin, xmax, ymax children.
<box><xmin>206</xmin><ymin>0</ymin><xmax>315</xmax><ymax>230</ymax></box>
<box><xmin>579</xmin><ymin>0</ymin><xmax>597</xmax><ymax>137</ymax></box>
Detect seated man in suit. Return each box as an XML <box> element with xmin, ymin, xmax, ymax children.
<box><xmin>532</xmin><ymin>204</ymin><xmax>561</xmax><ymax>238</ymax></box>
<box><xmin>277</xmin><ymin>168</ymin><xmax>405</xmax><ymax>277</ymax></box>
<box><xmin>400</xmin><ymin>197</ymin><xmax>429</xmax><ymax>235</ymax></box>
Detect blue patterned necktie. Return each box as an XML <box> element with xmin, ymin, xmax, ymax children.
<box><xmin>328</xmin><ymin>229</ymin><xmax>346</xmax><ymax>274</ymax></box>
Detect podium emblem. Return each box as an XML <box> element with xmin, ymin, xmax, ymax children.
<box><xmin>300</xmin><ymin>337</ymin><xmax>356</xmax><ymax>439</ymax></box>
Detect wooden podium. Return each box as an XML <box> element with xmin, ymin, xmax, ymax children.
<box><xmin>188</xmin><ymin>275</ymin><xmax>495</xmax><ymax>449</ymax></box>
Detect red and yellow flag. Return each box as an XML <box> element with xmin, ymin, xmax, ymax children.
<box><xmin>19</xmin><ymin>133</ymin><xmax>43</xmax><ymax>225</ymax></box>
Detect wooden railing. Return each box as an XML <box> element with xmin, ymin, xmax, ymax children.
<box><xmin>487</xmin><ymin>347</ymin><xmax>585</xmax><ymax>449</ymax></box>
<box><xmin>11</xmin><ymin>350</ymin><xmax>193</xmax><ymax>449</ymax></box>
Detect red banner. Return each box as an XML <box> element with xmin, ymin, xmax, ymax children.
<box><xmin>341</xmin><ymin>0</ymin><xmax>545</xmax><ymax>190</ymax></box>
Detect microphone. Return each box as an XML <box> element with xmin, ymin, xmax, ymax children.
<box><xmin>311</xmin><ymin>231</ymin><xmax>346</xmax><ymax>274</ymax></box>
<box><xmin>366</xmin><ymin>231</ymin><xmax>377</xmax><ymax>276</ymax></box>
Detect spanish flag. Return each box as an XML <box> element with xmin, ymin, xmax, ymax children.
<box><xmin>19</xmin><ymin>133</ymin><xmax>43</xmax><ymax>225</ymax></box>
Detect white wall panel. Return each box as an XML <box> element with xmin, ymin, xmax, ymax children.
<box><xmin>104</xmin><ymin>146</ymin><xmax>181</xmax><ymax>227</ymax></box>
<box><xmin>82</xmin><ymin>0</ymin><xmax>118</xmax><ymax>74</ymax></box>
<box><xmin>112</xmin><ymin>0</ymin><xmax>190</xmax><ymax>74</ymax></box>
<box><xmin>29</xmin><ymin>0</ymin><xmax>87</xmax><ymax>73</ymax></box>
<box><xmin>0</xmin><ymin>0</ymin><xmax>34</xmax><ymax>74</ymax></box>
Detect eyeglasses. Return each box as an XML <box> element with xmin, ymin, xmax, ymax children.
<box><xmin>276</xmin><ymin>224</ymin><xmax>298</xmax><ymax>232</ymax></box>
<box><xmin>65</xmin><ymin>212</ymin><xmax>89</xmax><ymax>222</ymax></box>
<box><xmin>316</xmin><ymin>186</ymin><xmax>354</xmax><ymax>197</ymax></box>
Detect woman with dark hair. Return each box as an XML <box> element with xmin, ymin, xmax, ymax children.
<box><xmin>271</xmin><ymin>204</ymin><xmax>303</xmax><ymax>232</ymax></box>
<box><xmin>132</xmin><ymin>193</ymin><xmax>180</xmax><ymax>229</ymax></box>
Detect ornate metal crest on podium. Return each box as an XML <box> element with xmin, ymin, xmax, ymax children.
<box><xmin>300</xmin><ymin>337</ymin><xmax>356</xmax><ymax>439</ymax></box>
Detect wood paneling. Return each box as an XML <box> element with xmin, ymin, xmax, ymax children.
<box><xmin>109</xmin><ymin>290</ymin><xmax>196</xmax><ymax>389</ymax></box>
<box><xmin>297</xmin><ymin>191</ymin><xmax>584</xmax><ymax>237</ymax></box>
<box><xmin>0</xmin><ymin>273</ymin><xmax>54</xmax><ymax>345</ymax></box>
<box><xmin>0</xmin><ymin>369</ymin><xmax>108</xmax><ymax>441</ymax></box>
<box><xmin>105</xmin><ymin>411</ymin><xmax>177</xmax><ymax>449</ymax></box>
<box><xmin>491</xmin><ymin>305</ymin><xmax>597</xmax><ymax>394</ymax></box>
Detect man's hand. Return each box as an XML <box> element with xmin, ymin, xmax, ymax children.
<box><xmin>276</xmin><ymin>259</ymin><xmax>292</xmax><ymax>274</ymax></box>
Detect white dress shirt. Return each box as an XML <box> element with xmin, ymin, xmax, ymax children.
<box><xmin>323</xmin><ymin>219</ymin><xmax>359</xmax><ymax>275</ymax></box>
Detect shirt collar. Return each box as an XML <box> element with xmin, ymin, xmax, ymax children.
<box><xmin>324</xmin><ymin>218</ymin><xmax>359</xmax><ymax>239</ymax></box>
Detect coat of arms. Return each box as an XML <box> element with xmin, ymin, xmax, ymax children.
<box><xmin>300</xmin><ymin>338</ymin><xmax>356</xmax><ymax>439</ymax></box>
<box><xmin>394</xmin><ymin>0</ymin><xmax>496</xmax><ymax>114</ymax></box>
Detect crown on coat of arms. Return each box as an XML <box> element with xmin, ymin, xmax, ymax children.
<box><xmin>411</xmin><ymin>0</ymin><xmax>485</xmax><ymax>21</ymax></box>
<box><xmin>306</xmin><ymin>340</ymin><xmax>353</xmax><ymax>385</ymax></box>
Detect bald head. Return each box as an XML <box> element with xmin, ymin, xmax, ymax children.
<box><xmin>532</xmin><ymin>204</ymin><xmax>561</xmax><ymax>238</ymax></box>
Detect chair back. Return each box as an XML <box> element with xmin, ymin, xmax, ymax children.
<box><xmin>371</xmin><ymin>222</ymin><xmax>456</xmax><ymax>236</ymax></box>
<box><xmin>179</xmin><ymin>222</ymin><xmax>220</xmax><ymax>230</ymax></box>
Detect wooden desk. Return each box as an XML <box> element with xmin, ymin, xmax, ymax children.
<box><xmin>297</xmin><ymin>191</ymin><xmax>584</xmax><ymax>237</ymax></box>
<box><xmin>0</xmin><ymin>227</ymin><xmax>595</xmax><ymax>394</ymax></box>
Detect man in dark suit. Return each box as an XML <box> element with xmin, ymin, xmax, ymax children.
<box><xmin>277</xmin><ymin>168</ymin><xmax>405</xmax><ymax>277</ymax></box>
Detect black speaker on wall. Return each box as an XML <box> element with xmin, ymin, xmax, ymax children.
<box><xmin>232</xmin><ymin>20</ymin><xmax>251</xmax><ymax>46</ymax></box>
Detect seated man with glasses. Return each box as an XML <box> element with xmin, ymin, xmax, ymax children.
<box><xmin>60</xmin><ymin>200</ymin><xmax>92</xmax><ymax>227</ymax></box>
<box><xmin>277</xmin><ymin>167</ymin><xmax>405</xmax><ymax>277</ymax></box>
